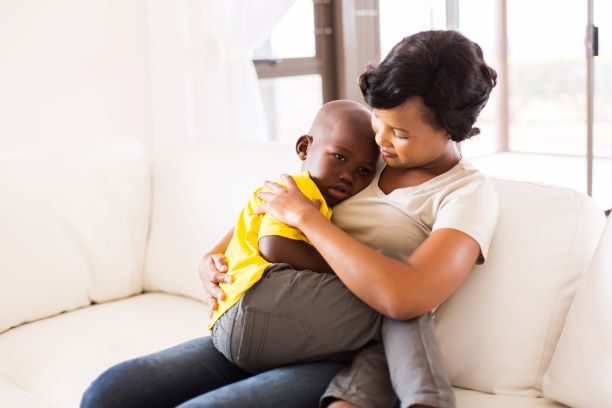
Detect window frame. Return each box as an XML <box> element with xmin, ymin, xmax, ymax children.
<box><xmin>252</xmin><ymin>0</ymin><xmax>337</xmax><ymax>103</ymax></box>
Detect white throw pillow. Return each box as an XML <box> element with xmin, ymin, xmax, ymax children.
<box><xmin>435</xmin><ymin>180</ymin><xmax>606</xmax><ymax>397</ymax></box>
<box><xmin>542</xmin><ymin>218</ymin><xmax>612</xmax><ymax>407</ymax></box>
<box><xmin>0</xmin><ymin>139</ymin><xmax>149</xmax><ymax>333</ymax></box>
<box><xmin>144</xmin><ymin>141</ymin><xmax>298</xmax><ymax>302</ymax></box>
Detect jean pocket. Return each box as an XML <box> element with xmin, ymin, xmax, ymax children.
<box><xmin>234</xmin><ymin>307</ymin><xmax>313</xmax><ymax>372</ymax></box>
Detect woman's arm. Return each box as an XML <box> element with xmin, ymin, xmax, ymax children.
<box><xmin>198</xmin><ymin>227</ymin><xmax>234</xmax><ymax>315</ymax></box>
<box><xmin>257</xmin><ymin>175</ymin><xmax>480</xmax><ymax>320</ymax></box>
<box><xmin>258</xmin><ymin>236</ymin><xmax>334</xmax><ymax>274</ymax></box>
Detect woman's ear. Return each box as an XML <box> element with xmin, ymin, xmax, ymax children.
<box><xmin>295</xmin><ymin>135</ymin><xmax>313</xmax><ymax>161</ymax></box>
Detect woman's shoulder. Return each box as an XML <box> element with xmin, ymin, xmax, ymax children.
<box><xmin>445</xmin><ymin>159</ymin><xmax>494</xmax><ymax>191</ymax></box>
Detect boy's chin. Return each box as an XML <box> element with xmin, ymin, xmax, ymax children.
<box><xmin>323</xmin><ymin>194</ymin><xmax>345</xmax><ymax>208</ymax></box>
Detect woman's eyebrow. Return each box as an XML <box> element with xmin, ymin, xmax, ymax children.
<box><xmin>373</xmin><ymin>112</ymin><xmax>410</xmax><ymax>133</ymax></box>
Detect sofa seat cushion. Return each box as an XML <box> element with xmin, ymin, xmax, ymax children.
<box><xmin>0</xmin><ymin>377</ymin><xmax>53</xmax><ymax>408</ymax></box>
<box><xmin>454</xmin><ymin>388</ymin><xmax>566</xmax><ymax>408</ymax></box>
<box><xmin>0</xmin><ymin>293</ymin><xmax>209</xmax><ymax>408</ymax></box>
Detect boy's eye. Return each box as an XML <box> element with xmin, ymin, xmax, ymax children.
<box><xmin>358</xmin><ymin>166</ymin><xmax>373</xmax><ymax>175</ymax></box>
<box><xmin>333</xmin><ymin>154</ymin><xmax>347</xmax><ymax>162</ymax></box>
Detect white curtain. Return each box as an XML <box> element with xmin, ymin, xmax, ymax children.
<box><xmin>149</xmin><ymin>0</ymin><xmax>297</xmax><ymax>147</ymax></box>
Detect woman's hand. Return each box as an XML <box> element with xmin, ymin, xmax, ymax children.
<box><xmin>256</xmin><ymin>174</ymin><xmax>322</xmax><ymax>227</ymax></box>
<box><xmin>198</xmin><ymin>252</ymin><xmax>232</xmax><ymax>317</ymax></box>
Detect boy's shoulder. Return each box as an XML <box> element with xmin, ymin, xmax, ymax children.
<box><xmin>287</xmin><ymin>171</ymin><xmax>321</xmax><ymax>199</ymax></box>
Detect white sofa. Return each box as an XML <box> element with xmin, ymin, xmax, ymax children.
<box><xmin>1</xmin><ymin>139</ymin><xmax>610</xmax><ymax>408</ymax></box>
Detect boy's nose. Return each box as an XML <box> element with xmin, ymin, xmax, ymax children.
<box><xmin>339</xmin><ymin>170</ymin><xmax>353</xmax><ymax>184</ymax></box>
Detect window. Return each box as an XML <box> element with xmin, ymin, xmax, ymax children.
<box><xmin>378</xmin><ymin>0</ymin><xmax>499</xmax><ymax>158</ymax></box>
<box><xmin>593</xmin><ymin>0</ymin><xmax>612</xmax><ymax>209</ymax></box>
<box><xmin>253</xmin><ymin>0</ymin><xmax>335</xmax><ymax>142</ymax></box>
<box><xmin>377</xmin><ymin>1</ymin><xmax>610</xmax><ymax>209</ymax></box>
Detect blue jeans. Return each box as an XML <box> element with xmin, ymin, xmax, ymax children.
<box><xmin>80</xmin><ymin>336</ymin><xmax>345</xmax><ymax>408</ymax></box>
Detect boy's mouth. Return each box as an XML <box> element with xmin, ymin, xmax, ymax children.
<box><xmin>327</xmin><ymin>185</ymin><xmax>351</xmax><ymax>201</ymax></box>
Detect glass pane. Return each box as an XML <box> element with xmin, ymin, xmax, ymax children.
<box><xmin>593</xmin><ymin>0</ymin><xmax>612</xmax><ymax>210</ymax></box>
<box><xmin>253</xmin><ymin>0</ymin><xmax>315</xmax><ymax>60</ymax></box>
<box><xmin>259</xmin><ymin>75</ymin><xmax>322</xmax><ymax>142</ymax></box>
<box><xmin>458</xmin><ymin>0</ymin><xmax>499</xmax><ymax>158</ymax></box>
<box><xmin>378</xmin><ymin>0</ymin><xmax>446</xmax><ymax>59</ymax></box>
<box><xmin>507</xmin><ymin>0</ymin><xmax>587</xmax><ymax>155</ymax></box>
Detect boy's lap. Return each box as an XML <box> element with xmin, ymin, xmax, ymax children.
<box><xmin>213</xmin><ymin>263</ymin><xmax>382</xmax><ymax>372</ymax></box>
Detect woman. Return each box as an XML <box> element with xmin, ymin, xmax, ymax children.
<box><xmin>81</xmin><ymin>30</ymin><xmax>498</xmax><ymax>408</ymax></box>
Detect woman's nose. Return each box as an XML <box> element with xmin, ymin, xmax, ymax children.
<box><xmin>375</xmin><ymin>128</ymin><xmax>389</xmax><ymax>147</ymax></box>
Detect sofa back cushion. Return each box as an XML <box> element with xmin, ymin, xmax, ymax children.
<box><xmin>435</xmin><ymin>180</ymin><xmax>606</xmax><ymax>397</ymax></box>
<box><xmin>0</xmin><ymin>139</ymin><xmax>150</xmax><ymax>334</ymax></box>
<box><xmin>542</xmin><ymin>217</ymin><xmax>612</xmax><ymax>408</ymax></box>
<box><xmin>144</xmin><ymin>142</ymin><xmax>298</xmax><ymax>301</ymax></box>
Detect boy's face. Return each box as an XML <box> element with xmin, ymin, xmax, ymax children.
<box><xmin>298</xmin><ymin>120</ymin><xmax>379</xmax><ymax>207</ymax></box>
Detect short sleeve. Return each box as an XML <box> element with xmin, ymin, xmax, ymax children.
<box><xmin>257</xmin><ymin>172</ymin><xmax>331</xmax><ymax>245</ymax></box>
<box><xmin>259</xmin><ymin>213</ymin><xmax>310</xmax><ymax>243</ymax></box>
<box><xmin>432</xmin><ymin>177</ymin><xmax>498</xmax><ymax>262</ymax></box>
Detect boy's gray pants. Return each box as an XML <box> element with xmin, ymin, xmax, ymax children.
<box><xmin>211</xmin><ymin>263</ymin><xmax>455</xmax><ymax>408</ymax></box>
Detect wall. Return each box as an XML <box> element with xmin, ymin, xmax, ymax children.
<box><xmin>0</xmin><ymin>0</ymin><xmax>153</xmax><ymax>149</ymax></box>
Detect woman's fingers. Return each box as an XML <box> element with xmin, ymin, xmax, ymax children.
<box><xmin>208</xmin><ymin>299</ymin><xmax>218</xmax><ymax>319</ymax></box>
<box><xmin>261</xmin><ymin>179</ymin><xmax>286</xmax><ymax>192</ymax></box>
<box><xmin>198</xmin><ymin>253</ymin><xmax>233</xmax><ymax>314</ymax></box>
<box><xmin>280</xmin><ymin>173</ymin><xmax>298</xmax><ymax>190</ymax></box>
<box><xmin>210</xmin><ymin>254</ymin><xmax>230</xmax><ymax>279</ymax></box>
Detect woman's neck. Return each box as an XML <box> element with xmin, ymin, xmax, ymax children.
<box><xmin>378</xmin><ymin>143</ymin><xmax>462</xmax><ymax>192</ymax></box>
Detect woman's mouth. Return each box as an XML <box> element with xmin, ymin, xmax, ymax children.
<box><xmin>380</xmin><ymin>148</ymin><xmax>397</xmax><ymax>158</ymax></box>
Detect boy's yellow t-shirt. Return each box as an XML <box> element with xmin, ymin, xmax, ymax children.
<box><xmin>208</xmin><ymin>172</ymin><xmax>332</xmax><ymax>328</ymax></box>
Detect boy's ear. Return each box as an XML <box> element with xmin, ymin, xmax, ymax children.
<box><xmin>295</xmin><ymin>135</ymin><xmax>313</xmax><ymax>161</ymax></box>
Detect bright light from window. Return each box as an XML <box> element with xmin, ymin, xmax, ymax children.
<box><xmin>253</xmin><ymin>0</ymin><xmax>315</xmax><ymax>60</ymax></box>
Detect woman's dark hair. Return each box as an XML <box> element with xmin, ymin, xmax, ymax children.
<box><xmin>359</xmin><ymin>30</ymin><xmax>497</xmax><ymax>142</ymax></box>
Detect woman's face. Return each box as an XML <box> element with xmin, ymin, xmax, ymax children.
<box><xmin>371</xmin><ymin>97</ymin><xmax>454</xmax><ymax>170</ymax></box>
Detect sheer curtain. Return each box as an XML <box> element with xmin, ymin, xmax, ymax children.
<box><xmin>148</xmin><ymin>0</ymin><xmax>296</xmax><ymax>148</ymax></box>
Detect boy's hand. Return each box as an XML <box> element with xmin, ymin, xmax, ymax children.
<box><xmin>198</xmin><ymin>253</ymin><xmax>232</xmax><ymax>318</ymax></box>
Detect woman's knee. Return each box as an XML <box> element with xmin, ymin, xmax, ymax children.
<box><xmin>81</xmin><ymin>358</ymin><xmax>153</xmax><ymax>408</ymax></box>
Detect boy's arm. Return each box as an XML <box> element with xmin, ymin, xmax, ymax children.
<box><xmin>258</xmin><ymin>236</ymin><xmax>335</xmax><ymax>274</ymax></box>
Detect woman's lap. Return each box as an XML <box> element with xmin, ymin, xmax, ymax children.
<box><xmin>178</xmin><ymin>359</ymin><xmax>345</xmax><ymax>407</ymax></box>
<box><xmin>81</xmin><ymin>336</ymin><xmax>344</xmax><ymax>408</ymax></box>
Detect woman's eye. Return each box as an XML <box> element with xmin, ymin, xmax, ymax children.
<box><xmin>333</xmin><ymin>154</ymin><xmax>347</xmax><ymax>162</ymax></box>
<box><xmin>393</xmin><ymin>130</ymin><xmax>408</xmax><ymax>139</ymax></box>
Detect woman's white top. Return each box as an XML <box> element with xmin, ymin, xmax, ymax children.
<box><xmin>332</xmin><ymin>158</ymin><xmax>498</xmax><ymax>263</ymax></box>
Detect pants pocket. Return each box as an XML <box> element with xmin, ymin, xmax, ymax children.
<box><xmin>233</xmin><ymin>306</ymin><xmax>313</xmax><ymax>373</ymax></box>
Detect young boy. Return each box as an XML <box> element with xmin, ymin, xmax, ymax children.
<box><xmin>209</xmin><ymin>100</ymin><xmax>382</xmax><ymax>372</ymax></box>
